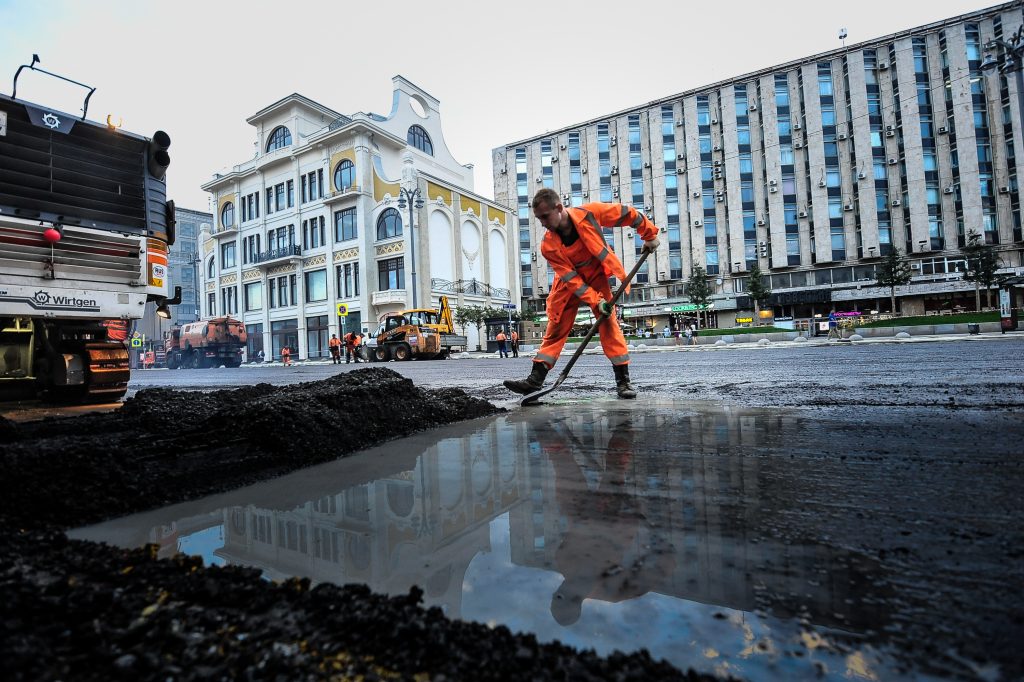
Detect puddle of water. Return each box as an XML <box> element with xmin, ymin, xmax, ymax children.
<box><xmin>71</xmin><ymin>402</ymin><xmax>947</xmax><ymax>681</ymax></box>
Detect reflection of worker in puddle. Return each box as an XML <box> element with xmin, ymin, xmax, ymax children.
<box><xmin>545</xmin><ymin>415</ymin><xmax>675</xmax><ymax>626</ymax></box>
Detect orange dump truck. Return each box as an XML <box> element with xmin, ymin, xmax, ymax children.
<box><xmin>165</xmin><ymin>317</ymin><xmax>246</xmax><ymax>369</ymax></box>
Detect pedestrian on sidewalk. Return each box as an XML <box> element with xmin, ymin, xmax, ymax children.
<box><xmin>503</xmin><ymin>188</ymin><xmax>660</xmax><ymax>399</ymax></box>
<box><xmin>827</xmin><ymin>310</ymin><xmax>840</xmax><ymax>339</ymax></box>
<box><xmin>684</xmin><ymin>325</ymin><xmax>693</xmax><ymax>346</ymax></box>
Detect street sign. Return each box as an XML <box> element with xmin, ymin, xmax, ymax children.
<box><xmin>501</xmin><ymin>304</ymin><xmax>517</xmax><ymax>309</ymax></box>
<box><xmin>336</xmin><ymin>303</ymin><xmax>348</xmax><ymax>316</ymax></box>
<box><xmin>130</xmin><ymin>338</ymin><xmax>142</xmax><ymax>348</ymax></box>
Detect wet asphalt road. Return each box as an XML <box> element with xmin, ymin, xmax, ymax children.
<box><xmin>72</xmin><ymin>336</ymin><xmax>1024</xmax><ymax>679</ymax></box>
<box><xmin>126</xmin><ymin>335</ymin><xmax>1024</xmax><ymax>411</ymax></box>
<box><xmin>7</xmin><ymin>334</ymin><xmax>1023</xmax><ymax>679</ymax></box>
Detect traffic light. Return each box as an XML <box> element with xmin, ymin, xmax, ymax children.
<box><xmin>148</xmin><ymin>130</ymin><xmax>171</xmax><ymax>180</ymax></box>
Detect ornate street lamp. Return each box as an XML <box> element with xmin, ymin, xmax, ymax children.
<box><xmin>398</xmin><ymin>186</ymin><xmax>425</xmax><ymax>308</ymax></box>
<box><xmin>982</xmin><ymin>28</ymin><xmax>1024</xmax><ymax>132</ymax></box>
<box><xmin>185</xmin><ymin>251</ymin><xmax>201</xmax><ymax>321</ymax></box>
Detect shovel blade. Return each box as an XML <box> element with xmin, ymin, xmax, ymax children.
<box><xmin>520</xmin><ymin>375</ymin><xmax>566</xmax><ymax>406</ymax></box>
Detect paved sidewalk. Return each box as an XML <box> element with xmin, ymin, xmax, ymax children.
<box><xmin>458</xmin><ymin>329</ymin><xmax>1023</xmax><ymax>358</ymax></box>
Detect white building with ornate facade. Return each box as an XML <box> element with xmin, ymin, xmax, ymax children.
<box><xmin>201</xmin><ymin>77</ymin><xmax>515</xmax><ymax>360</ymax></box>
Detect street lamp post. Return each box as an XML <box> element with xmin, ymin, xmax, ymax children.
<box><xmin>982</xmin><ymin>27</ymin><xmax>1024</xmax><ymax>141</ymax></box>
<box><xmin>185</xmin><ymin>251</ymin><xmax>201</xmax><ymax>321</ymax></box>
<box><xmin>398</xmin><ymin>186</ymin><xmax>425</xmax><ymax>309</ymax></box>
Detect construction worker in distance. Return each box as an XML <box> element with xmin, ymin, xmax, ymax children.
<box><xmin>496</xmin><ymin>329</ymin><xmax>509</xmax><ymax>358</ymax></box>
<box><xmin>281</xmin><ymin>346</ymin><xmax>292</xmax><ymax>366</ymax></box>
<box><xmin>343</xmin><ymin>331</ymin><xmax>356</xmax><ymax>363</ymax></box>
<box><xmin>353</xmin><ymin>332</ymin><xmax>363</xmax><ymax>362</ymax></box>
<box><xmin>503</xmin><ymin>188</ymin><xmax>660</xmax><ymax>399</ymax></box>
<box><xmin>328</xmin><ymin>334</ymin><xmax>342</xmax><ymax>364</ymax></box>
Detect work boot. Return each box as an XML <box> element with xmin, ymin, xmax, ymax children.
<box><xmin>504</xmin><ymin>362</ymin><xmax>549</xmax><ymax>395</ymax></box>
<box><xmin>613</xmin><ymin>364</ymin><xmax>637</xmax><ymax>399</ymax></box>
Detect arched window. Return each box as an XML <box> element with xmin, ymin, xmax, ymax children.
<box><xmin>206</xmin><ymin>256</ymin><xmax>216</xmax><ymax>278</ymax></box>
<box><xmin>221</xmin><ymin>201</ymin><xmax>234</xmax><ymax>229</ymax></box>
<box><xmin>266</xmin><ymin>126</ymin><xmax>292</xmax><ymax>152</ymax></box>
<box><xmin>407</xmin><ymin>125</ymin><xmax>433</xmax><ymax>155</ymax></box>
<box><xmin>376</xmin><ymin>208</ymin><xmax>402</xmax><ymax>240</ymax></box>
<box><xmin>334</xmin><ymin>160</ymin><xmax>355</xmax><ymax>191</ymax></box>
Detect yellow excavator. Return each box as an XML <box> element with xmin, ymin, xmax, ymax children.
<box><xmin>370</xmin><ymin>296</ymin><xmax>468</xmax><ymax>361</ymax></box>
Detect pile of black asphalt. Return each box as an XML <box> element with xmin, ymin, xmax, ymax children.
<box><xmin>0</xmin><ymin>368</ymin><xmax>715</xmax><ymax>681</ymax></box>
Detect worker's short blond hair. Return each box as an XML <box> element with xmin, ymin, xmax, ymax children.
<box><xmin>532</xmin><ymin>187</ymin><xmax>560</xmax><ymax>209</ymax></box>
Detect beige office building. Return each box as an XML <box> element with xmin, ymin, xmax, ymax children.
<box><xmin>493</xmin><ymin>2</ymin><xmax>1024</xmax><ymax>330</ymax></box>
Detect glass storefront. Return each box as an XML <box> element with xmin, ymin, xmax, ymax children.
<box><xmin>271</xmin><ymin>319</ymin><xmax>298</xmax><ymax>361</ymax></box>
<box><xmin>306</xmin><ymin>315</ymin><xmax>329</xmax><ymax>358</ymax></box>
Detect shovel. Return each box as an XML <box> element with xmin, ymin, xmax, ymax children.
<box><xmin>521</xmin><ymin>250</ymin><xmax>651</xmax><ymax>406</ymax></box>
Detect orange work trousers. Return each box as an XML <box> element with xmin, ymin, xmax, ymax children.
<box><xmin>535</xmin><ymin>242</ymin><xmax>629</xmax><ymax>369</ymax></box>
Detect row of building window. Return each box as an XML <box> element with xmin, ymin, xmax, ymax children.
<box><xmin>206</xmin><ymin>258</ymin><xmax>402</xmax><ymax>317</ymax></box>
<box><xmin>218</xmin><ymin>207</ymin><xmax>405</xmax><ymax>262</ymax></box>
<box><xmin>265</xmin><ymin>123</ymin><xmax>433</xmax><ymax>158</ymax></box>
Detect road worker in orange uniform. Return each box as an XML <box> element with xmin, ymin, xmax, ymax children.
<box><xmin>328</xmin><ymin>334</ymin><xmax>342</xmax><ymax>364</ymax></box>
<box><xmin>504</xmin><ymin>188</ymin><xmax>660</xmax><ymax>399</ymax></box>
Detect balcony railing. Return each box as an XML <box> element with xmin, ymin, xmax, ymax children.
<box><xmin>431</xmin><ymin>278</ymin><xmax>511</xmax><ymax>300</ymax></box>
<box><xmin>372</xmin><ymin>289</ymin><xmax>407</xmax><ymax>306</ymax></box>
<box><xmin>324</xmin><ymin>185</ymin><xmax>363</xmax><ymax>204</ymax></box>
<box><xmin>213</xmin><ymin>223</ymin><xmax>239</xmax><ymax>238</ymax></box>
<box><xmin>254</xmin><ymin>245</ymin><xmax>301</xmax><ymax>265</ymax></box>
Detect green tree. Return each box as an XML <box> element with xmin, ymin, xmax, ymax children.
<box><xmin>746</xmin><ymin>264</ymin><xmax>772</xmax><ymax>320</ymax></box>
<box><xmin>961</xmin><ymin>230</ymin><xmax>1002</xmax><ymax>310</ymax></box>
<box><xmin>685</xmin><ymin>265</ymin><xmax>712</xmax><ymax>328</ymax></box>
<box><xmin>453</xmin><ymin>305</ymin><xmax>486</xmax><ymax>350</ymax></box>
<box><xmin>875</xmin><ymin>247</ymin><xmax>913</xmax><ymax>315</ymax></box>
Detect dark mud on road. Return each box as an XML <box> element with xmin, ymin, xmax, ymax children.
<box><xmin>0</xmin><ymin>369</ymin><xmax>712</xmax><ymax>681</ymax></box>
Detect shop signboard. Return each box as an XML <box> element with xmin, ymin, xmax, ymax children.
<box><xmin>670</xmin><ymin>303</ymin><xmax>713</xmax><ymax>312</ymax></box>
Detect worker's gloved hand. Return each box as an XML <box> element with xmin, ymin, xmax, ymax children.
<box><xmin>641</xmin><ymin>237</ymin><xmax>660</xmax><ymax>254</ymax></box>
<box><xmin>597</xmin><ymin>300</ymin><xmax>612</xmax><ymax>317</ymax></box>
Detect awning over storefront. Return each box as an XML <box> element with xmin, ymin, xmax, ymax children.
<box><xmin>535</xmin><ymin>310</ymin><xmax>597</xmax><ymax>325</ymax></box>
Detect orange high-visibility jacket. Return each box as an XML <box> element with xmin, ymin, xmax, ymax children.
<box><xmin>329</xmin><ymin>337</ymin><xmax>342</xmax><ymax>348</ymax></box>
<box><xmin>540</xmin><ymin>203</ymin><xmax>659</xmax><ymax>322</ymax></box>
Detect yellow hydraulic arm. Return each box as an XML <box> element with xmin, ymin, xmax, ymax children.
<box><xmin>438</xmin><ymin>296</ymin><xmax>455</xmax><ymax>334</ymax></box>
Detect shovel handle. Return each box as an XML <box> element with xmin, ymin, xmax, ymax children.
<box><xmin>553</xmin><ymin>249</ymin><xmax>652</xmax><ymax>379</ymax></box>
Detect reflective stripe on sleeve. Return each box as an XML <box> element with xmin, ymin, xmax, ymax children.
<box><xmin>560</xmin><ymin>270</ymin><xmax>578</xmax><ymax>283</ymax></box>
<box><xmin>595</xmin><ymin>246</ymin><xmax>609</xmax><ymax>262</ymax></box>
<box><xmin>631</xmin><ymin>214</ymin><xmax>645</xmax><ymax>228</ymax></box>
<box><xmin>574</xmin><ymin>283</ymin><xmax>591</xmax><ymax>298</ymax></box>
<box><xmin>616</xmin><ymin>205</ymin><xmax>631</xmax><ymax>226</ymax></box>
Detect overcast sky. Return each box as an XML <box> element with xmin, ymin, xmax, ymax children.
<box><xmin>1</xmin><ymin>0</ymin><xmax>995</xmax><ymax>212</ymax></box>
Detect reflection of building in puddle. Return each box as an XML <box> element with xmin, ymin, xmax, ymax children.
<box><xmin>214</xmin><ymin>418</ymin><xmax>529</xmax><ymax>615</ymax></box>
<box><xmin>159</xmin><ymin>404</ymin><xmax>887</xmax><ymax>635</ymax></box>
